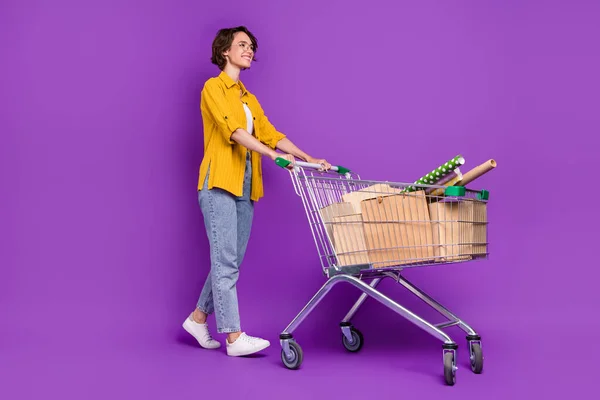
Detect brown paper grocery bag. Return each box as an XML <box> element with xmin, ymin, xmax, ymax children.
<box><xmin>361</xmin><ymin>190</ymin><xmax>435</xmax><ymax>268</ymax></box>
<box><xmin>318</xmin><ymin>202</ymin><xmax>355</xmax><ymax>248</ymax></box>
<box><xmin>428</xmin><ymin>200</ymin><xmax>488</xmax><ymax>262</ymax></box>
<box><xmin>331</xmin><ymin>214</ymin><xmax>370</xmax><ymax>266</ymax></box>
<box><xmin>472</xmin><ymin>201</ymin><xmax>488</xmax><ymax>256</ymax></box>
<box><xmin>342</xmin><ymin>183</ymin><xmax>404</xmax><ymax>214</ymax></box>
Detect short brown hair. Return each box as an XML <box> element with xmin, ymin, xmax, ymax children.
<box><xmin>211</xmin><ymin>26</ymin><xmax>258</xmax><ymax>70</ymax></box>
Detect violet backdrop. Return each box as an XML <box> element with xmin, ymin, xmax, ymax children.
<box><xmin>1</xmin><ymin>0</ymin><xmax>598</xmax><ymax>399</ymax></box>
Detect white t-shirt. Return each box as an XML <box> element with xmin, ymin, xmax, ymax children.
<box><xmin>242</xmin><ymin>102</ymin><xmax>253</xmax><ymax>135</ymax></box>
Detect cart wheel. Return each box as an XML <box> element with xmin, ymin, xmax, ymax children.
<box><xmin>281</xmin><ymin>341</ymin><xmax>303</xmax><ymax>370</ymax></box>
<box><xmin>470</xmin><ymin>342</ymin><xmax>483</xmax><ymax>374</ymax></box>
<box><xmin>443</xmin><ymin>351</ymin><xmax>456</xmax><ymax>386</ymax></box>
<box><xmin>342</xmin><ymin>327</ymin><xmax>364</xmax><ymax>352</ymax></box>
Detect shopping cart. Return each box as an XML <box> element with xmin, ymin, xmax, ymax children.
<box><xmin>274</xmin><ymin>158</ymin><xmax>490</xmax><ymax>386</ymax></box>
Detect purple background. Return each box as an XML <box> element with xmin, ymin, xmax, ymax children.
<box><xmin>2</xmin><ymin>0</ymin><xmax>598</xmax><ymax>398</ymax></box>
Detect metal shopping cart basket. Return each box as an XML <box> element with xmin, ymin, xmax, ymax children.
<box><xmin>274</xmin><ymin>158</ymin><xmax>490</xmax><ymax>385</ymax></box>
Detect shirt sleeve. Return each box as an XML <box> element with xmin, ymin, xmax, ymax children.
<box><xmin>254</xmin><ymin>98</ymin><xmax>287</xmax><ymax>149</ymax></box>
<box><xmin>200</xmin><ymin>80</ymin><xmax>245</xmax><ymax>144</ymax></box>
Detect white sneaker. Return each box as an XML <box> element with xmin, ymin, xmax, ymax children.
<box><xmin>182</xmin><ymin>315</ymin><xmax>221</xmax><ymax>349</ymax></box>
<box><xmin>226</xmin><ymin>333</ymin><xmax>270</xmax><ymax>357</ymax></box>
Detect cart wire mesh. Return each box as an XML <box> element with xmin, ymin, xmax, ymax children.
<box><xmin>286</xmin><ymin>165</ymin><xmax>489</xmax><ymax>277</ymax></box>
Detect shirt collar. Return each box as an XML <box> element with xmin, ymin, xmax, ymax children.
<box><xmin>218</xmin><ymin>71</ymin><xmax>248</xmax><ymax>96</ymax></box>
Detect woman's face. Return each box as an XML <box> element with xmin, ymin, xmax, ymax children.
<box><xmin>224</xmin><ymin>32</ymin><xmax>255</xmax><ymax>70</ymax></box>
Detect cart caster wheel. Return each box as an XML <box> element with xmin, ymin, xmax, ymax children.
<box><xmin>281</xmin><ymin>341</ymin><xmax>303</xmax><ymax>370</ymax></box>
<box><xmin>469</xmin><ymin>342</ymin><xmax>483</xmax><ymax>374</ymax></box>
<box><xmin>443</xmin><ymin>351</ymin><xmax>456</xmax><ymax>386</ymax></box>
<box><xmin>341</xmin><ymin>327</ymin><xmax>364</xmax><ymax>352</ymax></box>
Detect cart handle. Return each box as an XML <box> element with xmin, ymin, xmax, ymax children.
<box><xmin>275</xmin><ymin>157</ymin><xmax>350</xmax><ymax>175</ymax></box>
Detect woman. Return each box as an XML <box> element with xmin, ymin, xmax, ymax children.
<box><xmin>183</xmin><ymin>26</ymin><xmax>332</xmax><ymax>357</ymax></box>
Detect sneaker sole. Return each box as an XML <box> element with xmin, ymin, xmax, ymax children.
<box><xmin>182</xmin><ymin>319</ymin><xmax>221</xmax><ymax>349</ymax></box>
<box><xmin>226</xmin><ymin>341</ymin><xmax>271</xmax><ymax>357</ymax></box>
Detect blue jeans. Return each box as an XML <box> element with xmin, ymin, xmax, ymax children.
<box><xmin>196</xmin><ymin>153</ymin><xmax>254</xmax><ymax>333</ymax></box>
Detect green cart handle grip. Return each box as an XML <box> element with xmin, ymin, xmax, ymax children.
<box><xmin>275</xmin><ymin>157</ymin><xmax>350</xmax><ymax>175</ymax></box>
<box><xmin>444</xmin><ymin>185</ymin><xmax>490</xmax><ymax>200</ymax></box>
<box><xmin>477</xmin><ymin>189</ymin><xmax>490</xmax><ymax>200</ymax></box>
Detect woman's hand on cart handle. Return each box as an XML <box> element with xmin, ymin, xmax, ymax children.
<box><xmin>274</xmin><ymin>156</ymin><xmax>350</xmax><ymax>175</ymax></box>
<box><xmin>305</xmin><ymin>156</ymin><xmax>332</xmax><ymax>172</ymax></box>
<box><xmin>271</xmin><ymin>152</ymin><xmax>296</xmax><ymax>169</ymax></box>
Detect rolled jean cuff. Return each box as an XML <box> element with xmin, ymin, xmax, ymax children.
<box><xmin>218</xmin><ymin>327</ymin><xmax>241</xmax><ymax>334</ymax></box>
<box><xmin>196</xmin><ymin>306</ymin><xmax>211</xmax><ymax>315</ymax></box>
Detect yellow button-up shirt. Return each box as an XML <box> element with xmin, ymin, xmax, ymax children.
<box><xmin>198</xmin><ymin>71</ymin><xmax>286</xmax><ymax>201</ymax></box>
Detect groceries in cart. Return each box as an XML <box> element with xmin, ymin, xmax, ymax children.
<box><xmin>314</xmin><ymin>155</ymin><xmax>496</xmax><ymax>270</ymax></box>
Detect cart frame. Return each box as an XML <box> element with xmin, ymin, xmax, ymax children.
<box><xmin>275</xmin><ymin>159</ymin><xmax>488</xmax><ymax>385</ymax></box>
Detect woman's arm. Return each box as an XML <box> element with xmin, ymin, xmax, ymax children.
<box><xmin>231</xmin><ymin>128</ymin><xmax>295</xmax><ymax>163</ymax></box>
<box><xmin>275</xmin><ymin>138</ymin><xmax>310</xmax><ymax>161</ymax></box>
<box><xmin>276</xmin><ymin>137</ymin><xmax>332</xmax><ymax>170</ymax></box>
